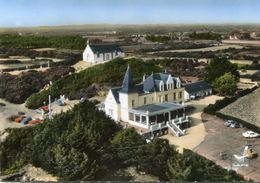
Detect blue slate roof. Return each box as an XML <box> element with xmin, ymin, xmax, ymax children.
<box><xmin>143</xmin><ymin>73</ymin><xmax>177</xmax><ymax>92</ymax></box>
<box><xmin>90</xmin><ymin>44</ymin><xmax>123</xmax><ymax>54</ymax></box>
<box><xmin>184</xmin><ymin>81</ymin><xmax>212</xmax><ymax>94</ymax></box>
<box><xmin>111</xmin><ymin>87</ymin><xmax>121</xmax><ymax>103</ymax></box>
<box><xmin>109</xmin><ymin>66</ymin><xmax>181</xmax><ymax>103</ymax></box>
<box><xmin>120</xmin><ymin>65</ymin><xmax>135</xmax><ymax>93</ymax></box>
<box><xmin>131</xmin><ymin>102</ymin><xmax>184</xmax><ymax>115</ymax></box>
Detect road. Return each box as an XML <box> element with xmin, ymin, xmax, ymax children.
<box><xmin>194</xmin><ymin>113</ymin><xmax>260</xmax><ymax>181</ymax></box>
<box><xmin>161</xmin><ymin>95</ymin><xmax>223</xmax><ymax>152</ymax></box>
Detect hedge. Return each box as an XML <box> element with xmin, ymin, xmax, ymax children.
<box><xmin>204</xmin><ymin>86</ymin><xmax>258</xmax><ymax>115</ymax></box>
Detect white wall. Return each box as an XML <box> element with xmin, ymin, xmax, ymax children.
<box><xmin>104</xmin><ymin>90</ymin><xmax>120</xmax><ymax>121</ymax></box>
<box><xmin>83</xmin><ymin>45</ymin><xmax>125</xmax><ymax>64</ymax></box>
<box><xmin>83</xmin><ymin>45</ymin><xmax>95</xmax><ymax>63</ymax></box>
<box><xmin>184</xmin><ymin>91</ymin><xmax>190</xmax><ymax>101</ymax></box>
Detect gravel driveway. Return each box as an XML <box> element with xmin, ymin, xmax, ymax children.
<box><xmin>194</xmin><ymin>113</ymin><xmax>260</xmax><ymax>181</ymax></box>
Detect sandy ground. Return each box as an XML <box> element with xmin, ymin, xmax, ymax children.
<box><xmin>148</xmin><ymin>44</ymin><xmax>243</xmax><ymax>54</ymax></box>
<box><xmin>240</xmin><ymin>70</ymin><xmax>259</xmax><ymax>76</ymax></box>
<box><xmin>194</xmin><ymin>113</ymin><xmax>260</xmax><ymax>181</ymax></box>
<box><xmin>198</xmin><ymin>58</ymin><xmax>253</xmax><ymax>65</ymax></box>
<box><xmin>0</xmin><ymin>98</ymin><xmax>80</xmax><ymax>133</ymax></box>
<box><xmin>230</xmin><ymin>59</ymin><xmax>253</xmax><ymax>65</ymax></box>
<box><xmin>7</xmin><ymin>67</ymin><xmax>50</xmax><ymax>75</ymax></box>
<box><xmin>222</xmin><ymin>40</ymin><xmax>260</xmax><ymax>46</ymax></box>
<box><xmin>161</xmin><ymin>95</ymin><xmax>223</xmax><ymax>153</ymax></box>
<box><xmin>33</xmin><ymin>48</ymin><xmax>57</xmax><ymax>52</ymax></box>
<box><xmin>21</xmin><ymin>164</ymin><xmax>58</xmax><ymax>182</ymax></box>
<box><xmin>72</xmin><ymin>60</ymin><xmax>113</xmax><ymax>73</ymax></box>
<box><xmin>72</xmin><ymin>61</ymin><xmax>93</xmax><ymax>72</ymax></box>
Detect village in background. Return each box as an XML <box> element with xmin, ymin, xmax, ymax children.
<box><xmin>0</xmin><ymin>24</ymin><xmax>260</xmax><ymax>181</ymax></box>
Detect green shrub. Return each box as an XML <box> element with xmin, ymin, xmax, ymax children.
<box><xmin>203</xmin><ymin>97</ymin><xmax>236</xmax><ymax>115</ymax></box>
<box><xmin>1</xmin><ymin>100</ymin><xmax>119</xmax><ymax>180</ymax></box>
<box><xmin>0</xmin><ymin>34</ymin><xmax>86</xmax><ymax>50</ymax></box>
<box><xmin>26</xmin><ymin>58</ymin><xmax>161</xmax><ymax>109</ymax></box>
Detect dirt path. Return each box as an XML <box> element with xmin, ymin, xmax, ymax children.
<box><xmin>161</xmin><ymin>95</ymin><xmax>223</xmax><ymax>152</ymax></box>
<box><xmin>194</xmin><ymin>113</ymin><xmax>260</xmax><ymax>181</ymax></box>
<box><xmin>148</xmin><ymin>44</ymin><xmax>243</xmax><ymax>54</ymax></box>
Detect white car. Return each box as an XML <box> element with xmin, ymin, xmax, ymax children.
<box><xmin>242</xmin><ymin>131</ymin><xmax>260</xmax><ymax>138</ymax></box>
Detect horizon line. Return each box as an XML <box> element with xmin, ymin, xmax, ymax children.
<box><xmin>1</xmin><ymin>22</ymin><xmax>260</xmax><ymax>29</ymax></box>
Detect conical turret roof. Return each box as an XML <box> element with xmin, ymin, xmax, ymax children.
<box><xmin>120</xmin><ymin>64</ymin><xmax>135</xmax><ymax>93</ymax></box>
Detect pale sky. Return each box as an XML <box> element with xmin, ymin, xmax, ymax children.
<box><xmin>0</xmin><ymin>0</ymin><xmax>259</xmax><ymax>27</ymax></box>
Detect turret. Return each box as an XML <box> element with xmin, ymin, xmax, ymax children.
<box><xmin>120</xmin><ymin>64</ymin><xmax>135</xmax><ymax>93</ymax></box>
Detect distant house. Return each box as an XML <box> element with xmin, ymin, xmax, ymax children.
<box><xmin>184</xmin><ymin>81</ymin><xmax>212</xmax><ymax>101</ymax></box>
<box><xmin>83</xmin><ymin>41</ymin><xmax>125</xmax><ymax>63</ymax></box>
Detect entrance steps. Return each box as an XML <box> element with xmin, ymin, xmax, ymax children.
<box><xmin>167</xmin><ymin>121</ymin><xmax>185</xmax><ymax>137</ymax></box>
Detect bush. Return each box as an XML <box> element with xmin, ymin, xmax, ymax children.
<box><xmin>206</xmin><ymin>57</ymin><xmax>239</xmax><ymax>83</ymax></box>
<box><xmin>0</xmin><ymin>66</ymin><xmax>74</xmax><ymax>104</ymax></box>
<box><xmin>26</xmin><ymin>58</ymin><xmax>161</xmax><ymax>109</ymax></box>
<box><xmin>214</xmin><ymin>72</ymin><xmax>237</xmax><ymax>95</ymax></box>
<box><xmin>204</xmin><ymin>86</ymin><xmax>258</xmax><ymax>115</ymax></box>
<box><xmin>0</xmin><ymin>34</ymin><xmax>86</xmax><ymax>50</ymax></box>
<box><xmin>0</xmin><ymin>100</ymin><xmax>119</xmax><ymax>180</ymax></box>
<box><xmin>111</xmin><ymin>128</ymin><xmax>146</xmax><ymax>166</ymax></box>
<box><xmin>203</xmin><ymin>97</ymin><xmax>236</xmax><ymax>115</ymax></box>
<box><xmin>189</xmin><ymin>32</ymin><xmax>222</xmax><ymax>41</ymax></box>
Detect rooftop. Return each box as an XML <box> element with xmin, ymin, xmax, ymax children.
<box><xmin>184</xmin><ymin>80</ymin><xmax>212</xmax><ymax>94</ymax></box>
<box><xmin>89</xmin><ymin>44</ymin><xmax>123</xmax><ymax>53</ymax></box>
<box><xmin>130</xmin><ymin>102</ymin><xmax>184</xmax><ymax>115</ymax></box>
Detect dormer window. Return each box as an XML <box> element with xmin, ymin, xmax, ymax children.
<box><xmin>166</xmin><ymin>75</ymin><xmax>173</xmax><ymax>90</ymax></box>
<box><xmin>159</xmin><ymin>81</ymin><xmax>164</xmax><ymax>91</ymax></box>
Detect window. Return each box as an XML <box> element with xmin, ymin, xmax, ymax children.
<box><xmin>106</xmin><ymin>54</ymin><xmax>110</xmax><ymax>60</ymax></box>
<box><xmin>132</xmin><ymin>100</ymin><xmax>135</xmax><ymax>107</ymax></box>
<box><xmin>160</xmin><ymin>96</ymin><xmax>164</xmax><ymax>103</ymax></box>
<box><xmin>160</xmin><ymin>85</ymin><xmax>163</xmax><ymax>91</ymax></box>
<box><xmin>108</xmin><ymin>109</ymin><xmax>113</xmax><ymax>116</ymax></box>
<box><xmin>173</xmin><ymin>93</ymin><xmax>176</xmax><ymax>100</ymax></box>
<box><xmin>165</xmin><ymin>94</ymin><xmax>168</xmax><ymax>101</ymax></box>
<box><xmin>135</xmin><ymin>114</ymin><xmax>140</xmax><ymax>122</ymax></box>
<box><xmin>115</xmin><ymin>51</ymin><xmax>118</xmax><ymax>56</ymax></box>
<box><xmin>152</xmin><ymin>97</ymin><xmax>154</xmax><ymax>102</ymax></box>
<box><xmin>144</xmin><ymin>97</ymin><xmax>146</xmax><ymax>105</ymax></box>
<box><xmin>159</xmin><ymin>81</ymin><xmax>164</xmax><ymax>91</ymax></box>
<box><xmin>129</xmin><ymin>112</ymin><xmax>134</xmax><ymax>121</ymax></box>
<box><xmin>179</xmin><ymin>92</ymin><xmax>182</xmax><ymax>99</ymax></box>
<box><xmin>97</xmin><ymin>53</ymin><xmax>100</xmax><ymax>58</ymax></box>
<box><xmin>141</xmin><ymin>116</ymin><xmax>146</xmax><ymax>124</ymax></box>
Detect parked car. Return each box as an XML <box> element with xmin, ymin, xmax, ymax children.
<box><xmin>243</xmin><ymin>131</ymin><xmax>260</xmax><ymax>138</ymax></box>
<box><xmin>224</xmin><ymin>120</ymin><xmax>233</xmax><ymax>126</ymax></box>
<box><xmin>15</xmin><ymin>115</ymin><xmax>26</xmax><ymax>123</ymax></box>
<box><xmin>224</xmin><ymin>120</ymin><xmax>242</xmax><ymax>128</ymax></box>
<box><xmin>21</xmin><ymin>116</ymin><xmax>32</xmax><ymax>125</ymax></box>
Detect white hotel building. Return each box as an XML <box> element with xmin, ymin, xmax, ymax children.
<box><xmin>104</xmin><ymin>65</ymin><xmax>190</xmax><ymax>137</ymax></box>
